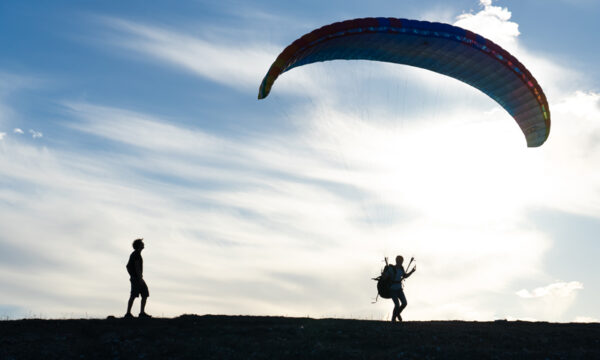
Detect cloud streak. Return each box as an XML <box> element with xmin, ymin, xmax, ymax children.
<box><xmin>99</xmin><ymin>16</ymin><xmax>373</xmax><ymax>102</ymax></box>
<box><xmin>100</xmin><ymin>17</ymin><xmax>280</xmax><ymax>94</ymax></box>
<box><xmin>515</xmin><ymin>282</ymin><xmax>585</xmax><ymax>320</ymax></box>
<box><xmin>517</xmin><ymin>281</ymin><xmax>583</xmax><ymax>299</ymax></box>
<box><xmin>29</xmin><ymin>129</ymin><xmax>43</xmax><ymax>139</ymax></box>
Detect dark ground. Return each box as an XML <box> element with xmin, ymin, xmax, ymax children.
<box><xmin>1</xmin><ymin>315</ymin><xmax>599</xmax><ymax>359</ymax></box>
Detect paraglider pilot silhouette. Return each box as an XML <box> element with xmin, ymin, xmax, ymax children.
<box><xmin>381</xmin><ymin>255</ymin><xmax>416</xmax><ymax>322</ymax></box>
<box><xmin>125</xmin><ymin>238</ymin><xmax>151</xmax><ymax>318</ymax></box>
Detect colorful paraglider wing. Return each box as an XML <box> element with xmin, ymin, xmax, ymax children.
<box><xmin>258</xmin><ymin>17</ymin><xmax>550</xmax><ymax>147</ymax></box>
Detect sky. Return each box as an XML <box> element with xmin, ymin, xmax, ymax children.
<box><xmin>1</xmin><ymin>0</ymin><xmax>599</xmax><ymax>322</ymax></box>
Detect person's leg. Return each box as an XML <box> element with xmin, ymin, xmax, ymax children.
<box><xmin>140</xmin><ymin>296</ymin><xmax>147</xmax><ymax>314</ymax></box>
<box><xmin>126</xmin><ymin>278</ymin><xmax>137</xmax><ymax>316</ymax></box>
<box><xmin>391</xmin><ymin>291</ymin><xmax>400</xmax><ymax>322</ymax></box>
<box><xmin>397</xmin><ymin>289</ymin><xmax>408</xmax><ymax>321</ymax></box>
<box><xmin>138</xmin><ymin>279</ymin><xmax>151</xmax><ymax>317</ymax></box>
<box><xmin>126</xmin><ymin>296</ymin><xmax>135</xmax><ymax>315</ymax></box>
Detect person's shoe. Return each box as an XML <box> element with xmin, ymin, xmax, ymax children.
<box><xmin>124</xmin><ymin>313</ymin><xmax>134</xmax><ymax>319</ymax></box>
<box><xmin>138</xmin><ymin>312</ymin><xmax>152</xmax><ymax>318</ymax></box>
<box><xmin>398</xmin><ymin>314</ymin><xmax>403</xmax><ymax>322</ymax></box>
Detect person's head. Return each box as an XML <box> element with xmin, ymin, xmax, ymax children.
<box><xmin>395</xmin><ymin>255</ymin><xmax>404</xmax><ymax>266</ymax></box>
<box><xmin>132</xmin><ymin>238</ymin><xmax>144</xmax><ymax>251</ymax></box>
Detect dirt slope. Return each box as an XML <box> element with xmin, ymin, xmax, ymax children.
<box><xmin>1</xmin><ymin>315</ymin><xmax>599</xmax><ymax>359</ymax></box>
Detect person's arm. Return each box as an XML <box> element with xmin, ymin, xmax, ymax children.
<box><xmin>404</xmin><ymin>265</ymin><xmax>416</xmax><ymax>279</ymax></box>
<box><xmin>134</xmin><ymin>256</ymin><xmax>143</xmax><ymax>279</ymax></box>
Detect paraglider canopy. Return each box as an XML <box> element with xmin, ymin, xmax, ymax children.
<box><xmin>258</xmin><ymin>17</ymin><xmax>550</xmax><ymax>147</ymax></box>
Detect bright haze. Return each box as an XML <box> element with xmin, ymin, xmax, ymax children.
<box><xmin>0</xmin><ymin>0</ymin><xmax>599</xmax><ymax>322</ymax></box>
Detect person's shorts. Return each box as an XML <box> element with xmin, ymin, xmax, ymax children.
<box><xmin>130</xmin><ymin>278</ymin><xmax>149</xmax><ymax>298</ymax></box>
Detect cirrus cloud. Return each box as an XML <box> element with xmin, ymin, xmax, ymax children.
<box><xmin>517</xmin><ymin>281</ymin><xmax>584</xmax><ymax>299</ymax></box>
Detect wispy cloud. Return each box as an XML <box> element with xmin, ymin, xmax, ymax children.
<box><xmin>29</xmin><ymin>129</ymin><xmax>43</xmax><ymax>139</ymax></box>
<box><xmin>515</xmin><ymin>282</ymin><xmax>584</xmax><ymax>320</ymax></box>
<box><xmin>517</xmin><ymin>281</ymin><xmax>583</xmax><ymax>299</ymax></box>
<box><xmin>0</xmin><ymin>72</ymin><xmax>44</xmax><ymax>146</ymax></box>
<box><xmin>100</xmin><ymin>17</ymin><xmax>276</xmax><ymax>92</ymax></box>
<box><xmin>98</xmin><ymin>16</ymin><xmax>352</xmax><ymax>100</ymax></box>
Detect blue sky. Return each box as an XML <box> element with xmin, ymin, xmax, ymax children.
<box><xmin>1</xmin><ymin>0</ymin><xmax>599</xmax><ymax>321</ymax></box>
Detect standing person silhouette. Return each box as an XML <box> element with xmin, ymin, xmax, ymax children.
<box><xmin>125</xmin><ymin>238</ymin><xmax>151</xmax><ymax>318</ymax></box>
<box><xmin>384</xmin><ymin>255</ymin><xmax>416</xmax><ymax>322</ymax></box>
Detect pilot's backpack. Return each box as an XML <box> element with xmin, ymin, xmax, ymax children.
<box><xmin>373</xmin><ymin>264</ymin><xmax>396</xmax><ymax>302</ymax></box>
